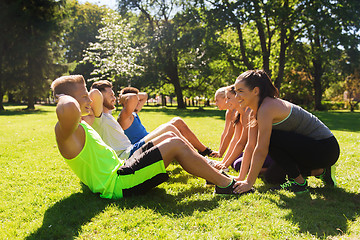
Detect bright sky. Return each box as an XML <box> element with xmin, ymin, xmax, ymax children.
<box><xmin>78</xmin><ymin>0</ymin><xmax>117</xmax><ymax>9</ymax></box>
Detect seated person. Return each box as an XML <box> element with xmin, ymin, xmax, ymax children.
<box><xmin>210</xmin><ymin>87</ymin><xmax>237</xmax><ymax>159</ymax></box>
<box><xmin>51</xmin><ymin>75</ymin><xmax>247</xmax><ymax>199</ymax></box>
<box><xmin>83</xmin><ymin>80</ymin><xmax>152</xmax><ymax>159</ymax></box>
<box><xmin>212</xmin><ymin>86</ymin><xmax>286</xmax><ymax>184</ymax></box>
<box><xmin>118</xmin><ymin>87</ymin><xmax>213</xmax><ymax>156</ymax></box>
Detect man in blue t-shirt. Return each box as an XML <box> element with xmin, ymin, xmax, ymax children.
<box><xmin>118</xmin><ymin>87</ymin><xmax>213</xmax><ymax>156</ymax></box>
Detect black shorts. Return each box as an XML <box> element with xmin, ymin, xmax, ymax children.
<box><xmin>113</xmin><ymin>142</ymin><xmax>169</xmax><ymax>198</ymax></box>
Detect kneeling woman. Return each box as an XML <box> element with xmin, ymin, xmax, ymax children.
<box><xmin>233</xmin><ymin>70</ymin><xmax>340</xmax><ymax>193</ymax></box>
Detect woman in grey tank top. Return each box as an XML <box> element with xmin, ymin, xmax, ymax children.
<box><xmin>231</xmin><ymin>70</ymin><xmax>340</xmax><ymax>194</ymax></box>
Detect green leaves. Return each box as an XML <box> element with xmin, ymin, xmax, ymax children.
<box><xmin>82</xmin><ymin>10</ymin><xmax>144</xmax><ymax>85</ymax></box>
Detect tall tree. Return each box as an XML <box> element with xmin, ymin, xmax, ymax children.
<box><xmin>205</xmin><ymin>0</ymin><xmax>304</xmax><ymax>90</ymax></box>
<box><xmin>0</xmin><ymin>1</ymin><xmax>23</xmax><ymax>110</ymax></box>
<box><xmin>300</xmin><ymin>0</ymin><xmax>360</xmax><ymax>110</ymax></box>
<box><xmin>0</xmin><ymin>0</ymin><xmax>65</xmax><ymax>110</ymax></box>
<box><xmin>119</xmin><ymin>0</ymin><xmax>198</xmax><ymax>109</ymax></box>
<box><xmin>64</xmin><ymin>0</ymin><xmax>107</xmax><ymax>81</ymax></box>
<box><xmin>82</xmin><ymin>10</ymin><xmax>144</xmax><ymax>87</ymax></box>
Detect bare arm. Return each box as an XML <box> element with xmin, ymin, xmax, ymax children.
<box><xmin>118</xmin><ymin>93</ymin><xmax>138</xmax><ymax>130</ymax></box>
<box><xmin>82</xmin><ymin>89</ymin><xmax>103</xmax><ymax>126</ymax></box>
<box><xmin>222</xmin><ymin>121</ymin><xmax>242</xmax><ymax>163</ymax></box>
<box><xmin>136</xmin><ymin>92</ymin><xmax>148</xmax><ymax>112</ymax></box>
<box><xmin>214</xmin><ymin>110</ymin><xmax>235</xmax><ymax>157</ymax></box>
<box><xmin>246</xmin><ymin>108</ymin><xmax>272</xmax><ymax>186</ymax></box>
<box><xmin>221</xmin><ymin>108</ymin><xmax>251</xmax><ymax>167</ymax></box>
<box><xmin>237</xmin><ymin>123</ymin><xmax>257</xmax><ymax>181</ymax></box>
<box><xmin>55</xmin><ymin>95</ymin><xmax>82</xmax><ymax>142</ymax></box>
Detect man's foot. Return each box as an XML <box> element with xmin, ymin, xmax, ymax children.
<box><xmin>270</xmin><ymin>179</ymin><xmax>309</xmax><ymax>194</ymax></box>
<box><xmin>206</xmin><ymin>158</ymin><xmax>229</xmax><ymax>172</ymax></box>
<box><xmin>205</xmin><ymin>169</ymin><xmax>228</xmax><ymax>186</ymax></box>
<box><xmin>214</xmin><ymin>178</ymin><xmax>255</xmax><ymax>195</ymax></box>
<box><xmin>315</xmin><ymin>165</ymin><xmax>337</xmax><ymax>187</ymax></box>
<box><xmin>199</xmin><ymin>147</ymin><xmax>213</xmax><ymax>156</ymax></box>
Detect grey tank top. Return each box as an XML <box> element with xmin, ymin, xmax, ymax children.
<box><xmin>272</xmin><ymin>103</ymin><xmax>333</xmax><ymax>140</ymax></box>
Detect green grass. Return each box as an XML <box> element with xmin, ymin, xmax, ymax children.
<box><xmin>0</xmin><ymin>104</ymin><xmax>359</xmax><ymax>239</ymax></box>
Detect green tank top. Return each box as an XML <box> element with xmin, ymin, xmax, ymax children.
<box><xmin>65</xmin><ymin>121</ymin><xmax>124</xmax><ymax>199</ymax></box>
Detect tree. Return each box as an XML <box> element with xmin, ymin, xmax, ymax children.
<box><xmin>82</xmin><ymin>10</ymin><xmax>144</xmax><ymax>88</ymax></box>
<box><xmin>64</xmin><ymin>0</ymin><xmax>107</xmax><ymax>80</ymax></box>
<box><xmin>0</xmin><ymin>0</ymin><xmax>65</xmax><ymax>110</ymax></box>
<box><xmin>204</xmin><ymin>0</ymin><xmax>304</xmax><ymax>90</ymax></box>
<box><xmin>298</xmin><ymin>0</ymin><xmax>360</xmax><ymax>110</ymax></box>
<box><xmin>119</xmin><ymin>0</ymin><xmax>198</xmax><ymax>109</ymax></box>
<box><xmin>344</xmin><ymin>70</ymin><xmax>360</xmax><ymax>112</ymax></box>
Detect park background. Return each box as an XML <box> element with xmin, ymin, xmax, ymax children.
<box><xmin>1</xmin><ymin>0</ymin><xmax>360</xmax><ymax>239</ymax></box>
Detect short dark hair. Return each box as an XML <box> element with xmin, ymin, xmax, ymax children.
<box><xmin>91</xmin><ymin>80</ymin><xmax>113</xmax><ymax>92</ymax></box>
<box><xmin>120</xmin><ymin>87</ymin><xmax>139</xmax><ymax>95</ymax></box>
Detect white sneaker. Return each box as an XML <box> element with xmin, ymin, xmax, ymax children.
<box><xmin>205</xmin><ymin>157</ymin><xmax>229</xmax><ymax>172</ymax></box>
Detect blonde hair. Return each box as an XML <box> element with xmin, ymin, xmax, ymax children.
<box><xmin>215</xmin><ymin>87</ymin><xmax>227</xmax><ymax>99</ymax></box>
<box><xmin>51</xmin><ymin>75</ymin><xmax>86</xmax><ymax>96</ymax></box>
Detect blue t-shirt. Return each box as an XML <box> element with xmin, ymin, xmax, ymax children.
<box><xmin>124</xmin><ymin>112</ymin><xmax>149</xmax><ymax>144</ymax></box>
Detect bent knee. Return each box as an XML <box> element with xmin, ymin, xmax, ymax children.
<box><xmin>170</xmin><ymin>117</ymin><xmax>185</xmax><ymax>127</ymax></box>
<box><xmin>163</xmin><ymin>131</ymin><xmax>177</xmax><ymax>138</ymax></box>
<box><xmin>166</xmin><ymin>136</ymin><xmax>188</xmax><ymax>149</ymax></box>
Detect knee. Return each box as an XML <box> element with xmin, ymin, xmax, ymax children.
<box><xmin>170</xmin><ymin>117</ymin><xmax>186</xmax><ymax>128</ymax></box>
<box><xmin>164</xmin><ymin>131</ymin><xmax>177</xmax><ymax>138</ymax></box>
<box><xmin>167</xmin><ymin>136</ymin><xmax>188</xmax><ymax>151</ymax></box>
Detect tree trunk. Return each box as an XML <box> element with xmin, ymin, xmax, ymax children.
<box><xmin>312</xmin><ymin>58</ymin><xmax>324</xmax><ymax>111</ymax></box>
<box><xmin>27</xmin><ymin>82</ymin><xmax>35</xmax><ymax>110</ymax></box>
<box><xmin>0</xmin><ymin>81</ymin><xmax>4</xmax><ymax>111</ymax></box>
<box><xmin>26</xmin><ymin>57</ymin><xmax>35</xmax><ymax>110</ymax></box>
<box><xmin>275</xmin><ymin>25</ymin><xmax>287</xmax><ymax>91</ymax></box>
<box><xmin>254</xmin><ymin>2</ymin><xmax>270</xmax><ymax>74</ymax></box>
<box><xmin>171</xmin><ymin>74</ymin><xmax>185</xmax><ymax>109</ymax></box>
<box><xmin>235</xmin><ymin>22</ymin><xmax>254</xmax><ymax>70</ymax></box>
<box><xmin>0</xmin><ymin>65</ymin><xmax>4</xmax><ymax>110</ymax></box>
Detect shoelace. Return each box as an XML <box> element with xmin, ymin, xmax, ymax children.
<box><xmin>280</xmin><ymin>180</ymin><xmax>295</xmax><ymax>189</ymax></box>
<box><xmin>316</xmin><ymin>169</ymin><xmax>326</xmax><ymax>181</ymax></box>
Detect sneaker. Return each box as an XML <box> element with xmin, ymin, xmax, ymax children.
<box><xmin>271</xmin><ymin>179</ymin><xmax>309</xmax><ymax>193</ymax></box>
<box><xmin>199</xmin><ymin>147</ymin><xmax>213</xmax><ymax>156</ymax></box>
<box><xmin>206</xmin><ymin>158</ymin><xmax>229</xmax><ymax>172</ymax></box>
<box><xmin>214</xmin><ymin>178</ymin><xmax>255</xmax><ymax>195</ymax></box>
<box><xmin>206</xmin><ymin>157</ymin><xmax>216</xmax><ymax>167</ymax></box>
<box><xmin>316</xmin><ymin>165</ymin><xmax>337</xmax><ymax>187</ymax></box>
<box><xmin>205</xmin><ymin>169</ymin><xmax>228</xmax><ymax>186</ymax></box>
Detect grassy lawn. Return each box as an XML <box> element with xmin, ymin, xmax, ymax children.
<box><xmin>0</xmin><ymin>104</ymin><xmax>359</xmax><ymax>239</ymax></box>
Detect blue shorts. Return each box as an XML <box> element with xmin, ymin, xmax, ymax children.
<box><xmin>129</xmin><ymin>138</ymin><xmax>146</xmax><ymax>157</ymax></box>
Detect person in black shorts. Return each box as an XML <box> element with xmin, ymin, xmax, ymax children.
<box><xmin>51</xmin><ymin>75</ymin><xmax>246</xmax><ymax>199</ymax></box>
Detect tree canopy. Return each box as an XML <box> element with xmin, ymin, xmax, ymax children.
<box><xmin>1</xmin><ymin>0</ymin><xmax>359</xmax><ymax>110</ymax></box>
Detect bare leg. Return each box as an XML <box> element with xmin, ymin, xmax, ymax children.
<box><xmin>144</xmin><ymin>123</ymin><xmax>197</xmax><ymax>151</ymax></box>
<box><xmin>311</xmin><ymin>168</ymin><xmax>324</xmax><ymax>176</ymax></box>
<box><xmin>170</xmin><ymin>117</ymin><xmax>208</xmax><ymax>152</ymax></box>
<box><xmin>156</xmin><ymin>137</ymin><xmax>232</xmax><ymax>187</ymax></box>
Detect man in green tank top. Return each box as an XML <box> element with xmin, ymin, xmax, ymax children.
<box><xmin>51</xmin><ymin>75</ymin><xmax>246</xmax><ymax>199</ymax></box>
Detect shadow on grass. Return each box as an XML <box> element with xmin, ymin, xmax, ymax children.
<box><xmin>26</xmin><ymin>182</ymin><xmax>219</xmax><ymax>239</ymax></box>
<box><xmin>267</xmin><ymin>187</ymin><xmax>360</xmax><ymax>237</ymax></box>
<box><xmin>0</xmin><ymin>107</ymin><xmax>50</xmax><ymax>116</ymax></box>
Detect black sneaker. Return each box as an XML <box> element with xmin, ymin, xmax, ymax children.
<box><xmin>316</xmin><ymin>165</ymin><xmax>336</xmax><ymax>187</ymax></box>
<box><xmin>205</xmin><ymin>169</ymin><xmax>230</xmax><ymax>186</ymax></box>
<box><xmin>271</xmin><ymin>179</ymin><xmax>309</xmax><ymax>193</ymax></box>
<box><xmin>214</xmin><ymin>179</ymin><xmax>255</xmax><ymax>195</ymax></box>
<box><xmin>199</xmin><ymin>147</ymin><xmax>213</xmax><ymax>156</ymax></box>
